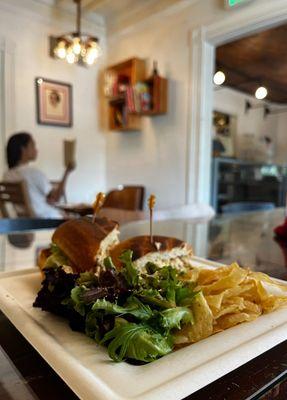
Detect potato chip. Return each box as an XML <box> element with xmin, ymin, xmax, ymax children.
<box><xmin>180</xmin><ymin>261</ymin><xmax>287</xmax><ymax>344</ymax></box>
<box><xmin>174</xmin><ymin>292</ymin><xmax>214</xmax><ymax>344</ymax></box>
<box><xmin>197</xmin><ymin>265</ymin><xmax>231</xmax><ymax>285</ymax></box>
<box><xmin>204</xmin><ymin>293</ymin><xmax>224</xmax><ymax>313</ymax></box>
<box><xmin>199</xmin><ymin>263</ymin><xmax>248</xmax><ymax>295</ymax></box>
<box><xmin>214</xmin><ymin>312</ymin><xmax>258</xmax><ymax>331</ymax></box>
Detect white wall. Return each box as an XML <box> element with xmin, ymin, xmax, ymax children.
<box><xmin>0</xmin><ymin>0</ymin><xmax>107</xmax><ymax>203</ymax></box>
<box><xmin>105</xmin><ymin>0</ymin><xmax>274</xmax><ymax>209</ymax></box>
<box><xmin>213</xmin><ymin>86</ymin><xmax>279</xmax><ymax>159</ymax></box>
<box><xmin>105</xmin><ymin>17</ymin><xmax>190</xmax><ymax>209</ymax></box>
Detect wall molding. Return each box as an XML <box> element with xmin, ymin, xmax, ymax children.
<box><xmin>0</xmin><ymin>37</ymin><xmax>16</xmax><ymax>177</ymax></box>
<box><xmin>186</xmin><ymin>0</ymin><xmax>287</xmax><ymax>205</ymax></box>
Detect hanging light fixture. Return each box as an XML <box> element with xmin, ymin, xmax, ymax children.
<box><xmin>50</xmin><ymin>0</ymin><xmax>102</xmax><ymax>67</ymax></box>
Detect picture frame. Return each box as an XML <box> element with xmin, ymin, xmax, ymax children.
<box><xmin>35</xmin><ymin>77</ymin><xmax>73</xmax><ymax>127</ymax></box>
<box><xmin>212</xmin><ymin>110</ymin><xmax>236</xmax><ymax>157</ymax></box>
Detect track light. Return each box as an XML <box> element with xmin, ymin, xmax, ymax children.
<box><xmin>213</xmin><ymin>71</ymin><xmax>226</xmax><ymax>86</ymax></box>
<box><xmin>255</xmin><ymin>86</ymin><xmax>268</xmax><ymax>100</ymax></box>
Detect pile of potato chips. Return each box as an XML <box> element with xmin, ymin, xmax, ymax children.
<box><xmin>174</xmin><ymin>263</ymin><xmax>287</xmax><ymax>345</ymax></box>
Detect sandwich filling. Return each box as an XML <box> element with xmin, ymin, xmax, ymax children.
<box><xmin>134</xmin><ymin>246</ymin><xmax>193</xmax><ymax>272</ymax></box>
<box><xmin>96</xmin><ymin>227</ymin><xmax>120</xmax><ymax>266</ymax></box>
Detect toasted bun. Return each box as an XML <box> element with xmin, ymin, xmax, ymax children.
<box><xmin>52</xmin><ymin>217</ymin><xmax>119</xmax><ymax>273</ymax></box>
<box><xmin>110</xmin><ymin>235</ymin><xmax>192</xmax><ymax>270</ymax></box>
<box><xmin>37</xmin><ymin>248</ymin><xmax>51</xmax><ymax>278</ymax></box>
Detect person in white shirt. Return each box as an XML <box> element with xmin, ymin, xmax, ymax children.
<box><xmin>3</xmin><ymin>132</ymin><xmax>74</xmax><ymax>218</ymax></box>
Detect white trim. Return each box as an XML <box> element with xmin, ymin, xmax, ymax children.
<box><xmin>0</xmin><ymin>37</ymin><xmax>16</xmax><ymax>178</ymax></box>
<box><xmin>0</xmin><ymin>48</ymin><xmax>5</xmax><ymax>178</ymax></box>
<box><xmin>3</xmin><ymin>38</ymin><xmax>16</xmax><ymax>138</ymax></box>
<box><xmin>186</xmin><ymin>0</ymin><xmax>287</xmax><ymax>205</ymax></box>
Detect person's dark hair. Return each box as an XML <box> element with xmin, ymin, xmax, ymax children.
<box><xmin>6</xmin><ymin>132</ymin><xmax>32</xmax><ymax>169</ymax></box>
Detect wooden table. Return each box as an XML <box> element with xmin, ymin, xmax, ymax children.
<box><xmin>1</xmin><ymin>209</ymin><xmax>287</xmax><ymax>399</ymax></box>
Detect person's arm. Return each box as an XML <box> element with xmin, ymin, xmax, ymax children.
<box><xmin>47</xmin><ymin>163</ymin><xmax>75</xmax><ymax>204</ymax></box>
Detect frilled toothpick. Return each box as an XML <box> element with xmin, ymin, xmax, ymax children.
<box><xmin>92</xmin><ymin>192</ymin><xmax>106</xmax><ymax>223</ymax></box>
<box><xmin>148</xmin><ymin>194</ymin><xmax>156</xmax><ymax>244</ymax></box>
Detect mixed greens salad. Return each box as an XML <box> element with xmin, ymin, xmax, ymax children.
<box><xmin>34</xmin><ymin>250</ymin><xmax>199</xmax><ymax>363</ymax></box>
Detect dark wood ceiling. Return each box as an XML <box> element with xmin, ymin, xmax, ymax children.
<box><xmin>216</xmin><ymin>24</ymin><xmax>287</xmax><ymax>104</ymax></box>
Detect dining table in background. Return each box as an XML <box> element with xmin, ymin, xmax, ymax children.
<box><xmin>1</xmin><ymin>208</ymin><xmax>287</xmax><ymax>399</ymax></box>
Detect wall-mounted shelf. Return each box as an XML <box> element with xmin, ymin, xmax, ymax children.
<box><xmin>104</xmin><ymin>57</ymin><xmax>168</xmax><ymax>132</ymax></box>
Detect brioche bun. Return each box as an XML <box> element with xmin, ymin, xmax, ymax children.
<box><xmin>51</xmin><ymin>217</ymin><xmax>119</xmax><ymax>273</ymax></box>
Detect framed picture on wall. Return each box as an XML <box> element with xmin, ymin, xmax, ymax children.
<box><xmin>35</xmin><ymin>77</ymin><xmax>73</xmax><ymax>127</ymax></box>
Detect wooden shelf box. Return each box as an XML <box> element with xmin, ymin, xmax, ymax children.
<box><xmin>105</xmin><ymin>57</ymin><xmax>168</xmax><ymax>132</ymax></box>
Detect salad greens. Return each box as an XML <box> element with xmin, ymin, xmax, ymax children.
<box><xmin>34</xmin><ymin>250</ymin><xmax>199</xmax><ymax>363</ymax></box>
<box><xmin>44</xmin><ymin>243</ymin><xmax>70</xmax><ymax>268</ymax></box>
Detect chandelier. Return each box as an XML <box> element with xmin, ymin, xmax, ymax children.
<box><xmin>50</xmin><ymin>0</ymin><xmax>102</xmax><ymax>66</ymax></box>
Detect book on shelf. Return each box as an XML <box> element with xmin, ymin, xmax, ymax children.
<box><xmin>125</xmin><ymin>83</ymin><xmax>151</xmax><ymax>113</ymax></box>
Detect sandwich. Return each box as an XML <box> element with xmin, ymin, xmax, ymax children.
<box><xmin>110</xmin><ymin>235</ymin><xmax>193</xmax><ymax>272</ymax></box>
<box><xmin>38</xmin><ymin>217</ymin><xmax>119</xmax><ymax>275</ymax></box>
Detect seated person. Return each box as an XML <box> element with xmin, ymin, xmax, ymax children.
<box><xmin>3</xmin><ymin>132</ymin><xmax>74</xmax><ymax>218</ymax></box>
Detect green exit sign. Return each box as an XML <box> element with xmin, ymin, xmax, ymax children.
<box><xmin>225</xmin><ymin>0</ymin><xmax>253</xmax><ymax>8</ymax></box>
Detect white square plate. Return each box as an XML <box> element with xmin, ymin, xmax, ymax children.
<box><xmin>0</xmin><ymin>257</ymin><xmax>287</xmax><ymax>400</ymax></box>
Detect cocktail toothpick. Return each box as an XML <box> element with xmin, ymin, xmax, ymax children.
<box><xmin>92</xmin><ymin>192</ymin><xmax>106</xmax><ymax>222</ymax></box>
<box><xmin>148</xmin><ymin>194</ymin><xmax>156</xmax><ymax>244</ymax></box>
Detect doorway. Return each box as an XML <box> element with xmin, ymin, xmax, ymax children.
<box><xmin>186</xmin><ymin>1</ymin><xmax>287</xmax><ymax>207</ymax></box>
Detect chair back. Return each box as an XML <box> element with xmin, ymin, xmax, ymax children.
<box><xmin>222</xmin><ymin>202</ymin><xmax>275</xmax><ymax>214</ymax></box>
<box><xmin>99</xmin><ymin>207</ymin><xmax>146</xmax><ymax>226</ymax></box>
<box><xmin>104</xmin><ymin>186</ymin><xmax>145</xmax><ymax>211</ymax></box>
<box><xmin>0</xmin><ymin>181</ymin><xmax>34</xmax><ymax>218</ymax></box>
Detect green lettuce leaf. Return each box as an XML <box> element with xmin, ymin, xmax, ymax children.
<box><xmin>76</xmin><ymin>271</ymin><xmax>98</xmax><ymax>287</ymax></box>
<box><xmin>175</xmin><ymin>285</ymin><xmax>199</xmax><ymax>306</ymax></box>
<box><xmin>45</xmin><ymin>244</ymin><xmax>70</xmax><ymax>268</ymax></box>
<box><xmin>160</xmin><ymin>307</ymin><xmax>194</xmax><ymax>330</ymax></box>
<box><xmin>101</xmin><ymin>318</ymin><xmax>173</xmax><ymax>362</ymax></box>
<box><xmin>92</xmin><ymin>296</ymin><xmax>153</xmax><ymax>321</ymax></box>
<box><xmin>85</xmin><ymin>310</ymin><xmax>102</xmax><ymax>342</ymax></box>
<box><xmin>120</xmin><ymin>250</ymin><xmax>139</xmax><ymax>287</ymax></box>
<box><xmin>70</xmin><ymin>286</ymin><xmax>88</xmax><ymax>316</ymax></box>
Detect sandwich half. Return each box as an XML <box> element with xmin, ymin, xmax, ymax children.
<box><xmin>39</xmin><ymin>217</ymin><xmax>119</xmax><ymax>274</ymax></box>
<box><xmin>110</xmin><ymin>235</ymin><xmax>193</xmax><ymax>272</ymax></box>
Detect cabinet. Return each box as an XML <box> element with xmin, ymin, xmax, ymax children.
<box><xmin>211</xmin><ymin>157</ymin><xmax>287</xmax><ymax>213</ymax></box>
<box><xmin>104</xmin><ymin>58</ymin><xmax>167</xmax><ymax>131</ymax></box>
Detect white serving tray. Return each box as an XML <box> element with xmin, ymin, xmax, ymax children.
<box><xmin>0</xmin><ymin>257</ymin><xmax>287</xmax><ymax>400</ymax></box>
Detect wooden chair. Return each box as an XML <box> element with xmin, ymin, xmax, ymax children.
<box><xmin>0</xmin><ymin>181</ymin><xmax>34</xmax><ymax>218</ymax></box>
<box><xmin>104</xmin><ymin>186</ymin><xmax>145</xmax><ymax>211</ymax></box>
<box><xmin>99</xmin><ymin>207</ymin><xmax>146</xmax><ymax>226</ymax></box>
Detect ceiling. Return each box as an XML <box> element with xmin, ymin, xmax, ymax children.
<box><xmin>216</xmin><ymin>24</ymin><xmax>287</xmax><ymax>104</ymax></box>
<box><xmin>52</xmin><ymin>0</ymin><xmax>188</xmax><ymax>33</ymax></box>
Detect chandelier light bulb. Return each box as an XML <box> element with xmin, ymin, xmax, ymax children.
<box><xmin>255</xmin><ymin>86</ymin><xmax>268</xmax><ymax>100</ymax></box>
<box><xmin>89</xmin><ymin>41</ymin><xmax>101</xmax><ymax>59</ymax></box>
<box><xmin>213</xmin><ymin>71</ymin><xmax>226</xmax><ymax>86</ymax></box>
<box><xmin>72</xmin><ymin>37</ymin><xmax>81</xmax><ymax>55</ymax></box>
<box><xmin>54</xmin><ymin>40</ymin><xmax>67</xmax><ymax>59</ymax></box>
<box><xmin>84</xmin><ymin>55</ymin><xmax>95</xmax><ymax>66</ymax></box>
<box><xmin>66</xmin><ymin>49</ymin><xmax>76</xmax><ymax>64</ymax></box>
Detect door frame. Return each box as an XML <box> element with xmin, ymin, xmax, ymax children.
<box><xmin>186</xmin><ymin>0</ymin><xmax>287</xmax><ymax>205</ymax></box>
<box><xmin>0</xmin><ymin>37</ymin><xmax>15</xmax><ymax>177</ymax></box>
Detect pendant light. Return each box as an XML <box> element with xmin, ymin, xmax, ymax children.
<box><xmin>50</xmin><ymin>0</ymin><xmax>102</xmax><ymax>67</ymax></box>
